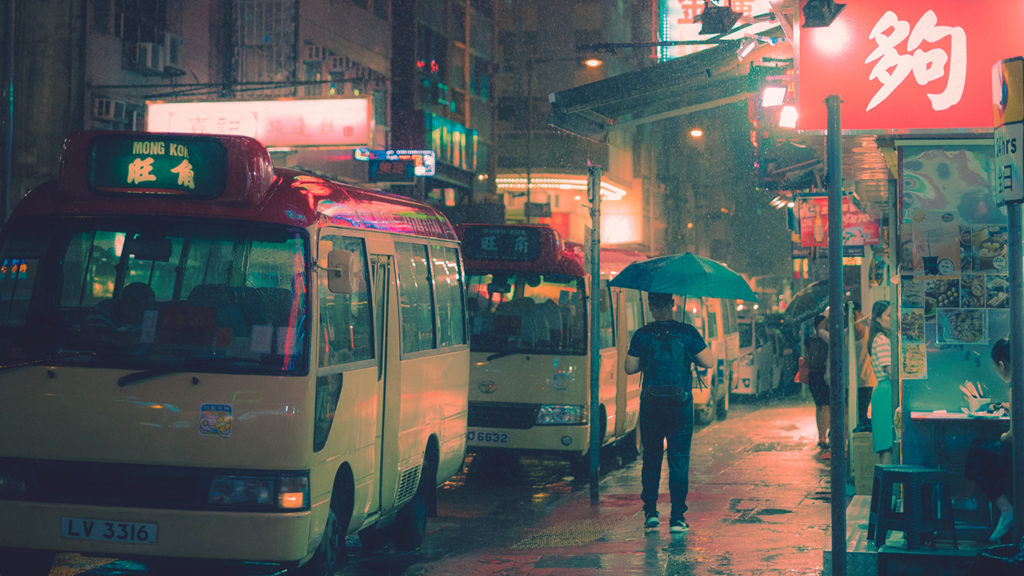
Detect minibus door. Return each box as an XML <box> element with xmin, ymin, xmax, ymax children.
<box><xmin>370</xmin><ymin>254</ymin><xmax>397</xmax><ymax>516</ymax></box>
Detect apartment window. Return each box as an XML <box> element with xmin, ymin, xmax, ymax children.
<box><xmin>114</xmin><ymin>0</ymin><xmax>167</xmax><ymax>43</ymax></box>
<box><xmin>236</xmin><ymin>0</ymin><xmax>297</xmax><ymax>91</ymax></box>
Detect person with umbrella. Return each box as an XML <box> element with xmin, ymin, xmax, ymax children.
<box><xmin>624</xmin><ymin>292</ymin><xmax>715</xmax><ymax>533</ymax></box>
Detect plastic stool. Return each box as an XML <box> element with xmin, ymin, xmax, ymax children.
<box><xmin>867</xmin><ymin>464</ymin><xmax>958</xmax><ymax>549</ymax></box>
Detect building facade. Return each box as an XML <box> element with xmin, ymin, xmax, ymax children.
<box><xmin>493</xmin><ymin>0</ymin><xmax>659</xmax><ymax>251</ymax></box>
<box><xmin>0</xmin><ymin>0</ymin><xmax>501</xmax><ymax>223</ymax></box>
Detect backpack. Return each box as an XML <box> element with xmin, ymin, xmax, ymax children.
<box><xmin>642</xmin><ymin>323</ymin><xmax>694</xmax><ymax>399</ymax></box>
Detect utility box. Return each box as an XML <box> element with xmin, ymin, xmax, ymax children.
<box><xmin>852</xmin><ymin>431</ymin><xmax>880</xmax><ymax>495</ymax></box>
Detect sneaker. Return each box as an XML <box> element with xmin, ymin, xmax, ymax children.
<box><xmin>669</xmin><ymin>519</ymin><xmax>689</xmax><ymax>533</ymax></box>
<box><xmin>991</xmin><ymin>510</ymin><xmax>1014</xmax><ymax>542</ymax></box>
<box><xmin>644</xmin><ymin>513</ymin><xmax>659</xmax><ymax>529</ymax></box>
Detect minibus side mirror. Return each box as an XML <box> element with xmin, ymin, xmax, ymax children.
<box><xmin>327</xmin><ymin>249</ymin><xmax>359</xmax><ymax>294</ymax></box>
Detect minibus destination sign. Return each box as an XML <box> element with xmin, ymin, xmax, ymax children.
<box><xmin>461</xmin><ymin>226</ymin><xmax>542</xmax><ymax>262</ymax></box>
<box><xmin>88</xmin><ymin>135</ymin><xmax>228</xmax><ymax>197</ymax></box>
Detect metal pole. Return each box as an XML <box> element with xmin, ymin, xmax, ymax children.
<box><xmin>524</xmin><ymin>59</ymin><xmax>533</xmax><ymax>223</ymax></box>
<box><xmin>3</xmin><ymin>0</ymin><xmax>14</xmax><ymax>224</ymax></box>
<box><xmin>588</xmin><ymin>164</ymin><xmax>602</xmax><ymax>503</ymax></box>
<box><xmin>826</xmin><ymin>94</ymin><xmax>846</xmax><ymax>576</ymax></box>
<box><xmin>1007</xmin><ymin>202</ymin><xmax>1023</xmax><ymax>542</ymax></box>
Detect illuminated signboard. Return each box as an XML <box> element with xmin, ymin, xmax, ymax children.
<box><xmin>353</xmin><ymin>148</ymin><xmax>436</xmax><ymax>182</ymax></box>
<box><xmin>88</xmin><ymin>134</ymin><xmax>228</xmax><ymax>197</ymax></box>
<box><xmin>146</xmin><ymin>98</ymin><xmax>373</xmax><ymax>147</ymax></box>
<box><xmin>797</xmin><ymin>195</ymin><xmax>880</xmax><ymax>248</ymax></box>
<box><xmin>461</xmin><ymin>226</ymin><xmax>542</xmax><ymax>262</ymax></box>
<box><xmin>799</xmin><ymin>1</ymin><xmax>1024</xmax><ymax>131</ymax></box>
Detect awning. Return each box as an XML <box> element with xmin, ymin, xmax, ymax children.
<box><xmin>547</xmin><ymin>41</ymin><xmax>757</xmax><ymax>139</ymax></box>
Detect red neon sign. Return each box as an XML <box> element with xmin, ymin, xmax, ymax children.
<box><xmin>799</xmin><ymin>1</ymin><xmax>1024</xmax><ymax>132</ymax></box>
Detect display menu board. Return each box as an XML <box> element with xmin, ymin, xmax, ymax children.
<box><xmin>898</xmin><ymin>143</ymin><xmax>1010</xmax><ymax>412</ymax></box>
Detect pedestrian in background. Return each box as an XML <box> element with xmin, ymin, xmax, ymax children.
<box><xmin>805</xmin><ymin>314</ymin><xmax>831</xmax><ymax>452</ymax></box>
<box><xmin>868</xmin><ymin>300</ymin><xmax>894</xmax><ymax>464</ymax></box>
<box><xmin>625</xmin><ymin>292</ymin><xmax>714</xmax><ymax>534</ymax></box>
<box><xmin>852</xmin><ymin>301</ymin><xmax>877</xmax><ymax>432</ymax></box>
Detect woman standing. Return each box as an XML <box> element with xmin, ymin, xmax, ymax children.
<box><xmin>868</xmin><ymin>300</ymin><xmax>894</xmax><ymax>463</ymax></box>
<box><xmin>805</xmin><ymin>314</ymin><xmax>831</xmax><ymax>451</ymax></box>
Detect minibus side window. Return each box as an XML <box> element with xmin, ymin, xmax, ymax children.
<box><xmin>396</xmin><ymin>242</ymin><xmax>436</xmax><ymax>353</ymax></box>
<box><xmin>431</xmin><ymin>245</ymin><xmax>466</xmax><ymax>348</ymax></box>
<box><xmin>318</xmin><ymin>234</ymin><xmax>373</xmax><ymax>366</ymax></box>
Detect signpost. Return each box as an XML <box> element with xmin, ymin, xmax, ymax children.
<box><xmin>993</xmin><ymin>56</ymin><xmax>1024</xmax><ymax>544</ymax></box>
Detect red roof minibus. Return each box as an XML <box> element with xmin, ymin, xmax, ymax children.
<box><xmin>0</xmin><ymin>131</ymin><xmax>468</xmax><ymax>575</ymax></box>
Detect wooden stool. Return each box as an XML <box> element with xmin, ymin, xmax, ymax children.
<box><xmin>867</xmin><ymin>464</ymin><xmax>958</xmax><ymax>549</ymax></box>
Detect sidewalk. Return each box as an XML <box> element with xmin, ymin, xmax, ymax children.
<box><xmin>413</xmin><ymin>395</ymin><xmax>834</xmax><ymax>575</ymax></box>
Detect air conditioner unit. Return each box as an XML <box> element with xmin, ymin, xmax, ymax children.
<box><xmin>127</xmin><ymin>42</ymin><xmax>164</xmax><ymax>74</ymax></box>
<box><xmin>327</xmin><ymin>56</ymin><xmax>350</xmax><ymax>73</ymax></box>
<box><xmin>93</xmin><ymin>98</ymin><xmax>127</xmax><ymax>122</ymax></box>
<box><xmin>304</xmin><ymin>44</ymin><xmax>326</xmax><ymax>62</ymax></box>
<box><xmin>164</xmin><ymin>32</ymin><xmax>184</xmax><ymax>70</ymax></box>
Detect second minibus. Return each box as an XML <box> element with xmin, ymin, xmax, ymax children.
<box><xmin>459</xmin><ymin>224</ymin><xmax>646</xmax><ymax>467</ymax></box>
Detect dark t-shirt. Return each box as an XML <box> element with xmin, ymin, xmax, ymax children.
<box><xmin>628</xmin><ymin>320</ymin><xmax>707</xmax><ymax>394</ymax></box>
<box><xmin>806</xmin><ymin>334</ymin><xmax>828</xmax><ymax>373</ymax></box>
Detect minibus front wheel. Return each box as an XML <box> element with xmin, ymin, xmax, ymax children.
<box><xmin>299</xmin><ymin>471</ymin><xmax>353</xmax><ymax>576</ymax></box>
<box><xmin>0</xmin><ymin>548</ymin><xmax>55</xmax><ymax>576</ymax></box>
<box><xmin>298</xmin><ymin>506</ymin><xmax>345</xmax><ymax>576</ymax></box>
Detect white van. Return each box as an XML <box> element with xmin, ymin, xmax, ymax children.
<box><xmin>673</xmin><ymin>297</ymin><xmax>740</xmax><ymax>425</ymax></box>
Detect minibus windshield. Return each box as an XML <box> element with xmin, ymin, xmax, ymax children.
<box><xmin>466</xmin><ymin>272</ymin><xmax>586</xmax><ymax>355</ymax></box>
<box><xmin>0</xmin><ymin>219</ymin><xmax>309</xmax><ymax>374</ymax></box>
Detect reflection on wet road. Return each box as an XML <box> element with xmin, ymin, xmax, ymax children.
<box><xmin>47</xmin><ymin>396</ymin><xmax>832</xmax><ymax>576</ymax></box>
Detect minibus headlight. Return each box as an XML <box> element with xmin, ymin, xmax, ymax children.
<box><xmin>536</xmin><ymin>404</ymin><xmax>587</xmax><ymax>425</ymax></box>
<box><xmin>0</xmin><ymin>460</ymin><xmax>27</xmax><ymax>497</ymax></box>
<box><xmin>207</xmin><ymin>472</ymin><xmax>309</xmax><ymax>510</ymax></box>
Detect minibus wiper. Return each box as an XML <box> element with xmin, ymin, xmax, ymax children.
<box><xmin>0</xmin><ymin>350</ymin><xmax>96</xmax><ymax>372</ymax></box>
<box><xmin>485</xmin><ymin>350</ymin><xmax>518</xmax><ymax>362</ymax></box>
<box><xmin>116</xmin><ymin>356</ymin><xmax>272</xmax><ymax>386</ymax></box>
<box><xmin>117</xmin><ymin>368</ymin><xmax>182</xmax><ymax>387</ymax></box>
<box><xmin>0</xmin><ymin>358</ymin><xmax>53</xmax><ymax>372</ymax></box>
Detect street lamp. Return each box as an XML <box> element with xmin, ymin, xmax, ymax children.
<box><xmin>524</xmin><ymin>56</ymin><xmax>604</xmax><ymax>222</ymax></box>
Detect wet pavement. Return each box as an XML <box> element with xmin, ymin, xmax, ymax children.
<box><xmin>43</xmin><ymin>393</ymin><xmax>834</xmax><ymax>576</ymax></box>
<box><xmin>403</xmin><ymin>393</ymin><xmax>834</xmax><ymax>576</ymax></box>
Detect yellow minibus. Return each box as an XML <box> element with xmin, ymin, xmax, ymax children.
<box><xmin>459</xmin><ymin>224</ymin><xmax>646</xmax><ymax>468</ymax></box>
<box><xmin>0</xmin><ymin>131</ymin><xmax>468</xmax><ymax>575</ymax></box>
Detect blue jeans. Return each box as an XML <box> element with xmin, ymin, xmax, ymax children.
<box><xmin>640</xmin><ymin>393</ymin><xmax>694</xmax><ymax>522</ymax></box>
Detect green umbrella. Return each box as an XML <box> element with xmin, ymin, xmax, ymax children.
<box><xmin>608</xmin><ymin>252</ymin><xmax>758</xmax><ymax>302</ymax></box>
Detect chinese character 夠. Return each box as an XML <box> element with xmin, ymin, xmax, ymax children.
<box><xmin>864</xmin><ymin>10</ymin><xmax>966</xmax><ymax>112</ymax></box>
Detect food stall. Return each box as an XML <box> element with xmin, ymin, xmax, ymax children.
<box><xmin>897</xmin><ymin>142</ymin><xmax>1011</xmax><ymax>513</ymax></box>
<box><xmin>796</xmin><ymin>1</ymin><xmax>1024</xmax><ymax>548</ymax></box>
